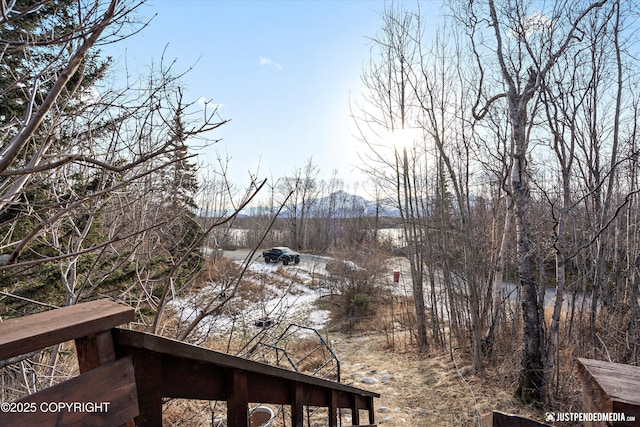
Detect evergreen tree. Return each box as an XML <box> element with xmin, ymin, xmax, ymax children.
<box><xmin>163</xmin><ymin>104</ymin><xmax>205</xmax><ymax>275</ymax></box>
<box><xmin>0</xmin><ymin>1</ymin><xmax>125</xmax><ymax>310</ymax></box>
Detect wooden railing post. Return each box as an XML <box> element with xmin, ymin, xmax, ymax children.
<box><xmin>328</xmin><ymin>389</ymin><xmax>338</xmax><ymax>427</ymax></box>
<box><xmin>76</xmin><ymin>330</ymin><xmax>136</xmax><ymax>427</ymax></box>
<box><xmin>75</xmin><ymin>330</ymin><xmax>116</xmax><ymax>372</ymax></box>
<box><xmin>227</xmin><ymin>370</ymin><xmax>249</xmax><ymax>427</ymax></box>
<box><xmin>291</xmin><ymin>382</ymin><xmax>304</xmax><ymax>427</ymax></box>
<box><xmin>131</xmin><ymin>349</ymin><xmax>163</xmax><ymax>427</ymax></box>
<box><xmin>367</xmin><ymin>396</ymin><xmax>375</xmax><ymax>425</ymax></box>
<box><xmin>351</xmin><ymin>394</ymin><xmax>361</xmax><ymax>425</ymax></box>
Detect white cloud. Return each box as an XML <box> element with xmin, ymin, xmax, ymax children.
<box><xmin>197</xmin><ymin>96</ymin><xmax>223</xmax><ymax>109</ymax></box>
<box><xmin>258</xmin><ymin>56</ymin><xmax>283</xmax><ymax>71</ymax></box>
<box><xmin>511</xmin><ymin>11</ymin><xmax>551</xmax><ymax>39</ymax></box>
<box><xmin>522</xmin><ymin>12</ymin><xmax>551</xmax><ymax>33</ymax></box>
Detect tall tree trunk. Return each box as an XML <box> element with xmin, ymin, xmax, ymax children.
<box><xmin>485</xmin><ymin>198</ymin><xmax>512</xmax><ymax>357</ymax></box>
<box><xmin>397</xmin><ymin>147</ymin><xmax>428</xmax><ymax>351</ymax></box>
<box><xmin>511</xmin><ymin>93</ymin><xmax>544</xmax><ymax>403</ymax></box>
<box><xmin>545</xmin><ymin>171</ymin><xmax>570</xmax><ymax>398</ymax></box>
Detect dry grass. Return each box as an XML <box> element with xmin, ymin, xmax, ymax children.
<box><xmin>332</xmin><ymin>332</ymin><xmax>549</xmax><ymax>426</ymax></box>
<box><xmin>3</xmin><ymin>255</ymin><xmax>615</xmax><ymax>427</ymax></box>
<box><xmin>156</xmin><ymin>273</ymin><xmax>621</xmax><ymax>427</ymax></box>
<box><xmin>236</xmin><ymin>275</ymin><xmax>278</xmax><ymax>301</ymax></box>
<box><xmin>130</xmin><ymin>261</ymin><xmax>631</xmax><ymax>425</ymax></box>
<box><xmin>194</xmin><ymin>257</ymin><xmax>241</xmax><ymax>289</ymax></box>
<box><xmin>0</xmin><ymin>341</ymin><xmax>79</xmax><ymax>402</ymax></box>
<box><xmin>288</xmin><ymin>339</ymin><xmax>332</xmax><ymax>374</ymax></box>
<box><xmin>63</xmin><ymin>318</ymin><xmax>588</xmax><ymax>427</ymax></box>
<box><xmin>163</xmin><ymin>399</ymin><xmax>226</xmax><ymax>426</ymax></box>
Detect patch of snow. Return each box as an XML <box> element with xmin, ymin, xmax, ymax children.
<box><xmin>170</xmin><ymin>256</ymin><xmax>334</xmax><ymax>340</ymax></box>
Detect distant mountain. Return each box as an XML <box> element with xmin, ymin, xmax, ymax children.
<box><xmin>300</xmin><ymin>190</ymin><xmax>400</xmax><ymax>218</ymax></box>
<box><xmin>199</xmin><ymin>191</ymin><xmax>400</xmax><ymax>219</ymax></box>
<box><xmin>198</xmin><ymin>190</ymin><xmax>483</xmax><ymax>219</ymax></box>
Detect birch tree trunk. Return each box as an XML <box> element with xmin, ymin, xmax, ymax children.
<box><xmin>465</xmin><ymin>0</ymin><xmax>609</xmax><ymax>403</ymax></box>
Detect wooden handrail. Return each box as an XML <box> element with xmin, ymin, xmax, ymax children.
<box><xmin>0</xmin><ymin>299</ymin><xmax>134</xmax><ymax>361</ymax></box>
<box><xmin>0</xmin><ymin>300</ymin><xmax>137</xmax><ymax>427</ymax></box>
<box><xmin>0</xmin><ymin>300</ymin><xmax>379</xmax><ymax>426</ymax></box>
<box><xmin>0</xmin><ymin>358</ymin><xmax>139</xmax><ymax>427</ymax></box>
<box><xmin>113</xmin><ymin>329</ymin><xmax>379</xmax><ymax>426</ymax></box>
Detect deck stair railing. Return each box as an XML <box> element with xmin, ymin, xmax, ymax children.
<box><xmin>241</xmin><ymin>323</ymin><xmax>343</xmax><ymax>424</ymax></box>
<box><xmin>0</xmin><ymin>299</ymin><xmax>379</xmax><ymax>427</ymax></box>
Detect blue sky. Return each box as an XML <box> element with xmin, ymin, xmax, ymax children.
<box><xmin>104</xmin><ymin>0</ymin><xmax>444</xmax><ymax>197</ymax></box>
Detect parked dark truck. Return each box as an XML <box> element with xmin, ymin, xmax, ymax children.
<box><xmin>262</xmin><ymin>247</ymin><xmax>300</xmax><ymax>265</ymax></box>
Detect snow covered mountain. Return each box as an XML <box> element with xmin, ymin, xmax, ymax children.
<box><xmin>294</xmin><ymin>190</ymin><xmax>400</xmax><ymax>218</ymax></box>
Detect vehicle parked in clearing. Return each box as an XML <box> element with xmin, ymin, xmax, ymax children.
<box><xmin>262</xmin><ymin>247</ymin><xmax>300</xmax><ymax>265</ymax></box>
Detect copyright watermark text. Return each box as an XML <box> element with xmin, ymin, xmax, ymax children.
<box><xmin>1</xmin><ymin>401</ymin><xmax>110</xmax><ymax>414</ymax></box>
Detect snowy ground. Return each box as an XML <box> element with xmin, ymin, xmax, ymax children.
<box><xmin>242</xmin><ymin>260</ymin><xmax>333</xmax><ymax>330</ymax></box>
<box><xmin>169</xmin><ymin>250</ymin><xmax>337</xmax><ymax>342</ymax></box>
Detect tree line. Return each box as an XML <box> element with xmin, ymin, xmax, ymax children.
<box><xmin>352</xmin><ymin>0</ymin><xmax>640</xmax><ymax>406</ymax></box>
<box><xmin>203</xmin><ymin>160</ymin><xmax>397</xmax><ymax>253</ymax></box>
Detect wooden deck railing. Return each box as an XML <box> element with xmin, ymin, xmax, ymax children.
<box><xmin>0</xmin><ymin>299</ymin><xmax>379</xmax><ymax>426</ymax></box>
<box><xmin>577</xmin><ymin>357</ymin><xmax>640</xmax><ymax>427</ymax></box>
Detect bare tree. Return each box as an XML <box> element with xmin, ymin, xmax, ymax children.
<box><xmin>462</xmin><ymin>0</ymin><xmax>610</xmax><ymax>402</ymax></box>
<box><xmin>353</xmin><ymin>4</ymin><xmax>430</xmax><ymax>351</ymax></box>
<box><xmin>278</xmin><ymin>157</ymin><xmax>319</xmax><ymax>251</ymax></box>
<box><xmin>0</xmin><ymin>2</ymin><xmax>266</xmax><ymax>341</ymax></box>
<box><xmin>0</xmin><ymin>1</ymin><xmax>137</xmax><ymax>209</ymax></box>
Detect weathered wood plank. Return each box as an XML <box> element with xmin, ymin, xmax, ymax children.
<box><xmin>291</xmin><ymin>382</ymin><xmax>303</xmax><ymax>427</ymax></box>
<box><xmin>611</xmin><ymin>401</ymin><xmax>640</xmax><ymax>427</ymax></box>
<box><xmin>75</xmin><ymin>330</ymin><xmax>117</xmax><ymax>373</ymax></box>
<box><xmin>578</xmin><ymin>360</ymin><xmax>610</xmax><ymax>427</ymax></box>
<box><xmin>329</xmin><ymin>389</ymin><xmax>338</xmax><ymax>427</ymax></box>
<box><xmin>480</xmin><ymin>411</ymin><xmax>551</xmax><ymax>427</ymax></box>
<box><xmin>0</xmin><ymin>357</ymin><xmax>138</xmax><ymax>427</ymax></box>
<box><xmin>0</xmin><ymin>299</ymin><xmax>133</xmax><ymax>361</ymax></box>
<box><xmin>577</xmin><ymin>358</ymin><xmax>640</xmax><ymax>427</ymax></box>
<box><xmin>351</xmin><ymin>393</ymin><xmax>361</xmax><ymax>425</ymax></box>
<box><xmin>161</xmin><ymin>357</ymin><xmax>227</xmax><ymax>400</ymax></box>
<box><xmin>366</xmin><ymin>396</ymin><xmax>376</xmax><ymax>425</ymax></box>
<box><xmin>247</xmin><ymin>370</ymin><xmax>292</xmax><ymax>404</ymax></box>
<box><xmin>577</xmin><ymin>358</ymin><xmax>640</xmax><ymax>406</ymax></box>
